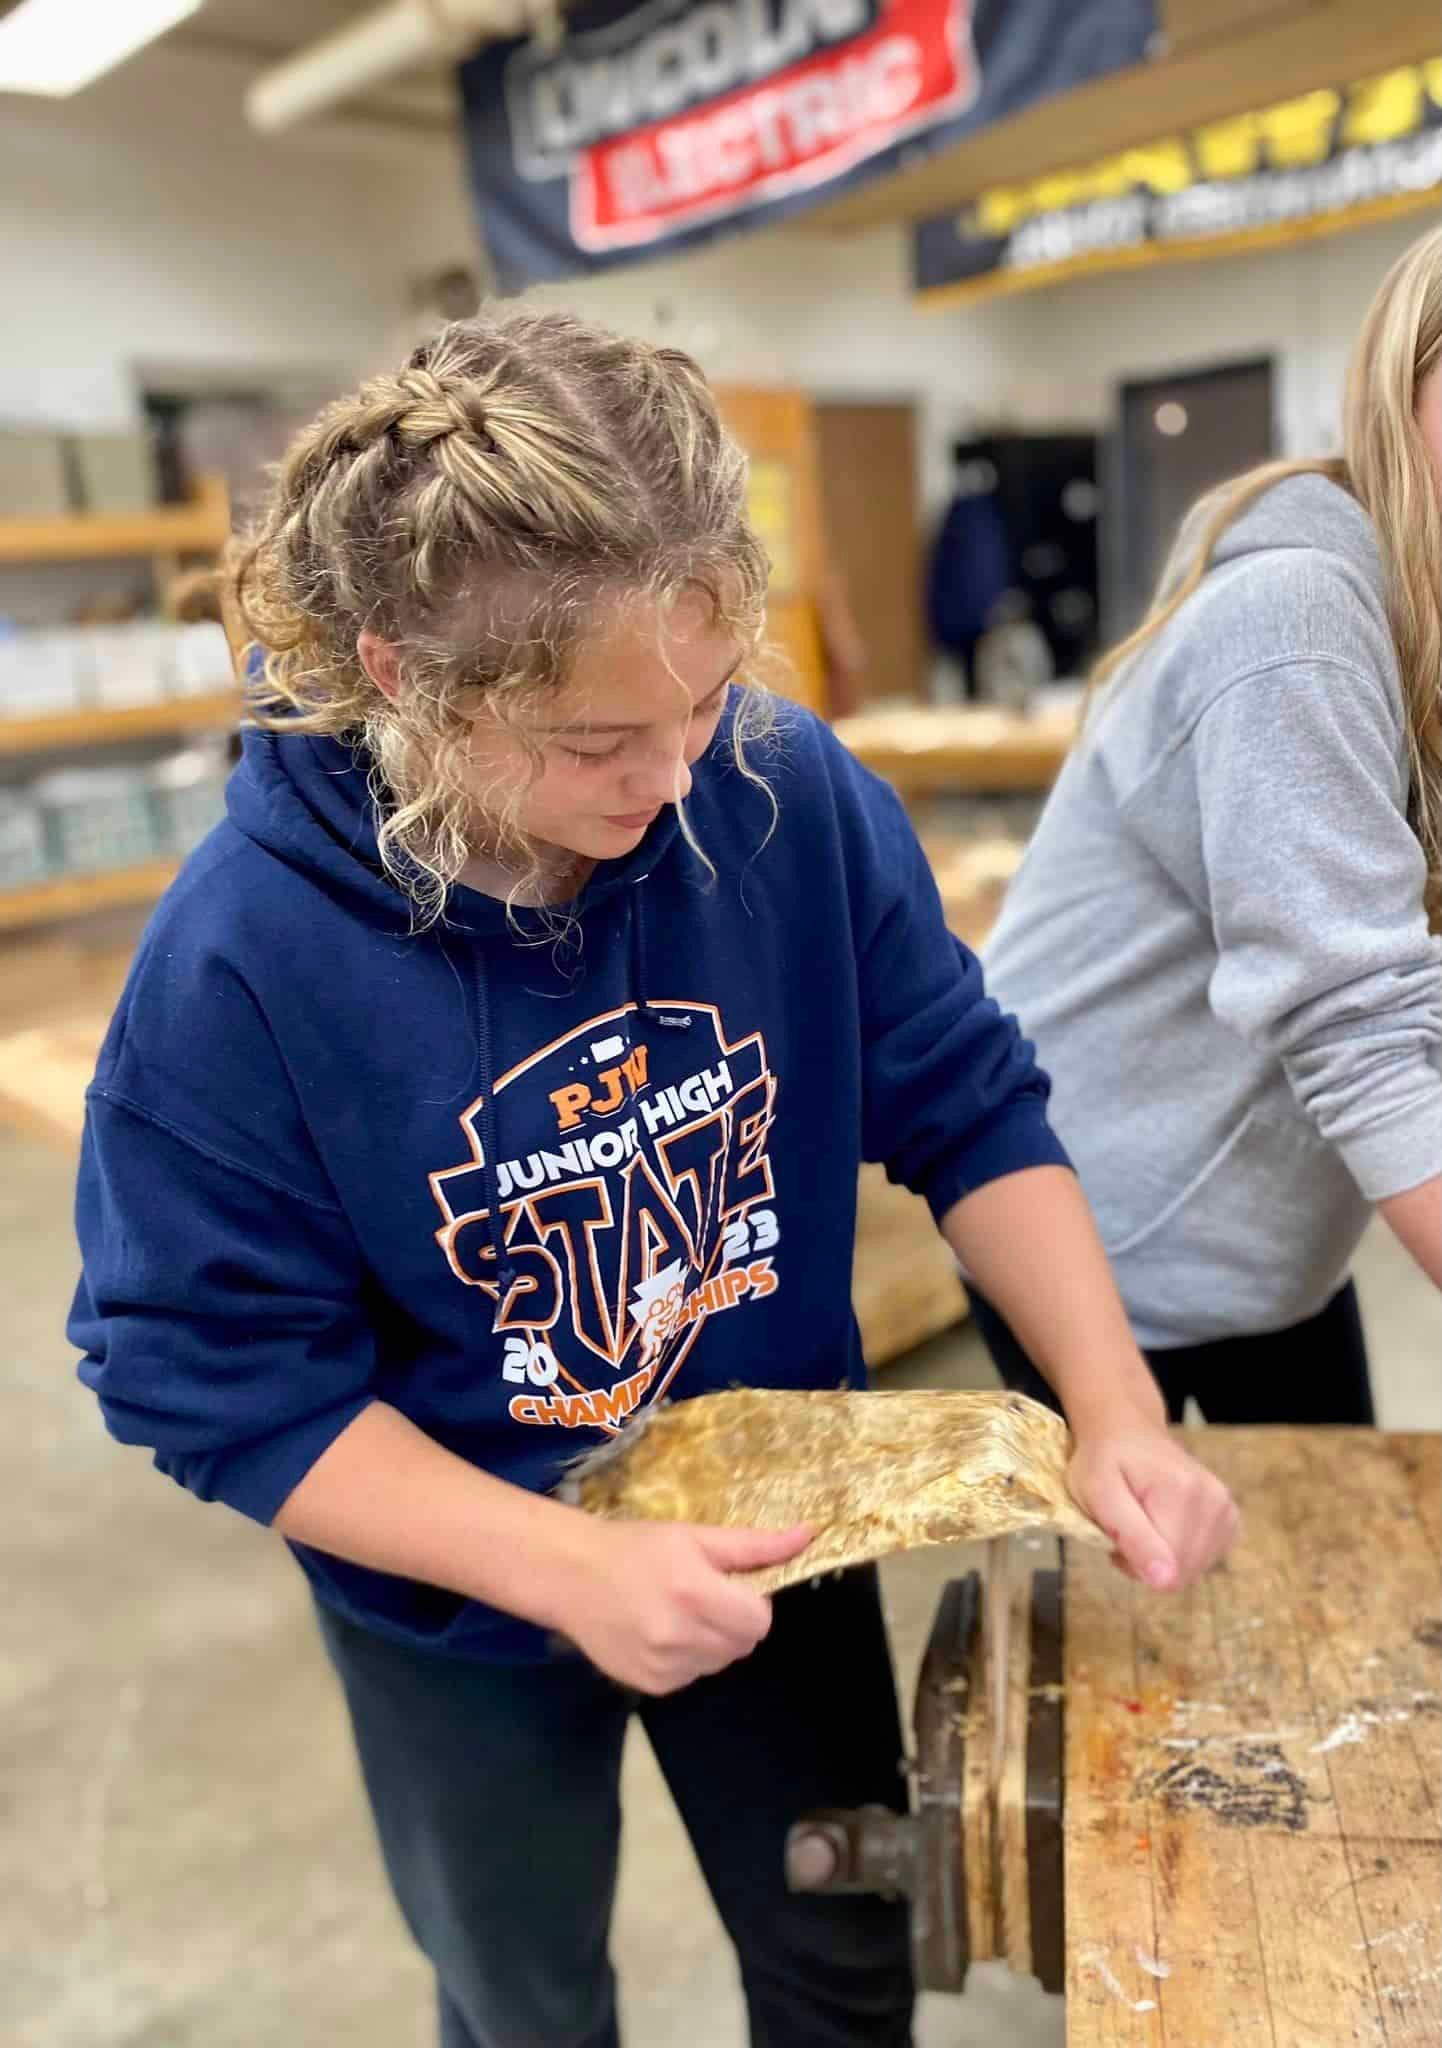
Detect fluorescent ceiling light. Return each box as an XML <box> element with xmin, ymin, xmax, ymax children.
<box><xmin>0</xmin><ymin>0</ymin><xmax>203</xmax><ymax>96</ymax></box>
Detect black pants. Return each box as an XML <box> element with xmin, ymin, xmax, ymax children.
<box><xmin>969</xmin><ymin>1278</ymin><xmax>1375</xmax><ymax>1426</ymax></box>
<box><xmin>318</xmin><ymin>1568</ymin><xmax>913</xmax><ymax>2048</ymax></box>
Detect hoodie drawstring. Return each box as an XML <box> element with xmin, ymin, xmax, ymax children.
<box><xmin>630</xmin><ymin>881</ymin><xmax>691</xmax><ymax>1033</ymax></box>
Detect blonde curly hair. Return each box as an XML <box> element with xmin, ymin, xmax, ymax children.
<box><xmin>231</xmin><ymin>308</ymin><xmax>775</xmax><ymax>920</ymax></box>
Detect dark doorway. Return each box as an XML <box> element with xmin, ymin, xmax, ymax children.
<box><xmin>1106</xmin><ymin>357</ymin><xmax>1275</xmax><ymax>638</ymax></box>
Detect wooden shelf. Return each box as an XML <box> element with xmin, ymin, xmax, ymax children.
<box><xmin>835</xmin><ymin>707</ymin><xmax>1075</xmax><ymax>795</ymax></box>
<box><xmin>0</xmin><ymin>860</ymin><xmax>180</xmax><ymax>934</ymax></box>
<box><xmin>0</xmin><ymin>692</ymin><xmax>239</xmax><ymax>758</ymax></box>
<box><xmin>0</xmin><ymin>474</ymin><xmax>230</xmax><ymax>566</ymax></box>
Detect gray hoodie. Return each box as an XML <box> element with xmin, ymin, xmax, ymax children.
<box><xmin>983</xmin><ymin>474</ymin><xmax>1442</xmax><ymax>1347</ymax></box>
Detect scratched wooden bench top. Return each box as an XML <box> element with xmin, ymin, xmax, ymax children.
<box><xmin>1064</xmin><ymin>1428</ymin><xmax>1441</xmax><ymax>2045</ymax></box>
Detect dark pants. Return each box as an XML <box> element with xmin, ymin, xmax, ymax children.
<box><xmin>969</xmin><ymin>1278</ymin><xmax>1375</xmax><ymax>1426</ymax></box>
<box><xmin>317</xmin><ymin>1567</ymin><xmax>913</xmax><ymax>2048</ymax></box>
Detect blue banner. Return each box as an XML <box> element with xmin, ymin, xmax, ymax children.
<box><xmin>460</xmin><ymin>0</ymin><xmax>1157</xmax><ymax>289</ymax></box>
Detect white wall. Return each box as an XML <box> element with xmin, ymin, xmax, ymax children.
<box><xmin>0</xmin><ymin>46</ymin><xmax>1011</xmax><ymax>516</ymax></box>
<box><xmin>519</xmin><ymin>223</ymin><xmax>1021</xmax><ymax>515</ymax></box>
<box><xmin>969</xmin><ymin>216</ymin><xmax>1427</xmax><ymax>454</ymax></box>
<box><xmin>422</xmin><ymin>166</ymin><xmax>1423</xmax><ymax>498</ymax></box>
<box><xmin>0</xmin><ymin>50</ymin><xmax>467</xmax><ymax>431</ymax></box>
<box><xmin>0</xmin><ymin>40</ymin><xmax>1426</xmax><ymax>510</ymax></box>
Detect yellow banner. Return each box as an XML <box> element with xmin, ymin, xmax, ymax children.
<box><xmin>914</xmin><ymin>60</ymin><xmax>1442</xmax><ymax>309</ymax></box>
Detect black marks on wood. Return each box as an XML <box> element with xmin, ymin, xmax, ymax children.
<box><xmin>1139</xmin><ymin>1743</ymin><xmax>1310</xmax><ymax>1833</ymax></box>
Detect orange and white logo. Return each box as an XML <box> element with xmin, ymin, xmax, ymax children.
<box><xmin>428</xmin><ymin>1000</ymin><xmax>780</xmax><ymax>1432</ymax></box>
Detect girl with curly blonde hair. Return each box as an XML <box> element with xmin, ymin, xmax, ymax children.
<box><xmin>73</xmin><ymin>308</ymin><xmax>1232</xmax><ymax>2046</ymax></box>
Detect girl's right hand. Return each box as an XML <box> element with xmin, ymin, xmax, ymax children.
<box><xmin>556</xmin><ymin>1520</ymin><xmax>813</xmax><ymax>1695</ymax></box>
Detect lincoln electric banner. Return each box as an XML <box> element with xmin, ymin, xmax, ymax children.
<box><xmin>459</xmin><ymin>0</ymin><xmax>1156</xmax><ymax>288</ymax></box>
<box><xmin>915</xmin><ymin>59</ymin><xmax>1442</xmax><ymax>305</ymax></box>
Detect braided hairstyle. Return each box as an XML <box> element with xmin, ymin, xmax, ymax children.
<box><xmin>233</xmin><ymin>309</ymin><xmax>774</xmax><ymax>918</ymax></box>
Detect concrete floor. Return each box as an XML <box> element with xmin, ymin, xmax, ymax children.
<box><xmin>5</xmin><ymin>1123</ymin><xmax>1439</xmax><ymax>2048</ymax></box>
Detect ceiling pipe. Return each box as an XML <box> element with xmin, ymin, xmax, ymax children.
<box><xmin>244</xmin><ymin>0</ymin><xmax>553</xmax><ymax>132</ymax></box>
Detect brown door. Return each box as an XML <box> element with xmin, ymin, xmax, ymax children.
<box><xmin>715</xmin><ymin>386</ymin><xmax>828</xmax><ymax>716</ymax></box>
<box><xmin>815</xmin><ymin>401</ymin><xmax>925</xmax><ymax>706</ymax></box>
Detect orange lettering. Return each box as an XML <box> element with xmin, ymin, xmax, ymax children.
<box><xmin>589</xmin><ymin>1364</ymin><xmax>655</xmax><ymax>1429</ymax></box>
<box><xmin>592</xmin><ymin>1066</ymin><xmax>626</xmax><ymax>1116</ymax></box>
<box><xmin>550</xmin><ymin>1082</ymin><xmax>592</xmax><ymax>1133</ymax></box>
<box><xmin>748</xmin><ymin>1259</ymin><xmax>778</xmax><ymax>1300</ymax></box>
<box><xmin>545</xmin><ymin>1391</ymin><xmax>591</xmax><ymax>1428</ymax></box>
<box><xmin>588</xmin><ymin>1384</ymin><xmax>626</xmax><ymax>1429</ymax></box>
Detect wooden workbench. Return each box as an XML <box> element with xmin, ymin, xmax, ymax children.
<box><xmin>1064</xmin><ymin>1428</ymin><xmax>1441</xmax><ymax>2045</ymax></box>
<box><xmin>789</xmin><ymin>1427</ymin><xmax>1440</xmax><ymax>2037</ymax></box>
<box><xmin>834</xmin><ymin>704</ymin><xmax>1076</xmax><ymax>796</ymax></box>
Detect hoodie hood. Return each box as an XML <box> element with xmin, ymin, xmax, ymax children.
<box><xmin>1169</xmin><ymin>469</ymin><xmax>1385</xmax><ymax>596</ymax></box>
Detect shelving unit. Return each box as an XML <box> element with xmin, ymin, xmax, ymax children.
<box><xmin>0</xmin><ymin>860</ymin><xmax>182</xmax><ymax>935</ymax></box>
<box><xmin>0</xmin><ymin>692</ymin><xmax>239</xmax><ymax>759</ymax></box>
<box><xmin>0</xmin><ymin>473</ymin><xmax>232</xmax><ymax>934</ymax></box>
<box><xmin>0</xmin><ymin>473</ymin><xmax>231</xmax><ymax>568</ymax></box>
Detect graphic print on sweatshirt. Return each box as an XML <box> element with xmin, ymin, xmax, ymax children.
<box><xmin>429</xmin><ymin>1000</ymin><xmax>778</xmax><ymax>1432</ymax></box>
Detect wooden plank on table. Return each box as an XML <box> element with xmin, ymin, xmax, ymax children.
<box><xmin>1063</xmin><ymin>1539</ymin><xmax>1167</xmax><ymax>2044</ymax></box>
<box><xmin>1069</xmin><ymin>1464</ymin><xmax>1287</xmax><ymax>2042</ymax></box>
<box><xmin>1244</xmin><ymin>1832</ymin><xmax>1396</xmax><ymax>2047</ymax></box>
<box><xmin>961</xmin><ymin>1608</ymin><xmax>998</xmax><ymax>1969</ymax></box>
<box><xmin>1387</xmin><ymin>1433</ymin><xmax>1442</xmax><ymax>1568</ymax></box>
<box><xmin>1213</xmin><ymin>1431</ymin><xmax>1442</xmax><ymax>1841</ymax></box>
<box><xmin>994</xmin><ymin>1544</ymin><xmax>1052</xmax><ymax>1982</ymax></box>
<box><xmin>1348</xmin><ymin>1839</ymin><xmax>1442</xmax><ymax>2047</ymax></box>
<box><xmin>1146</xmin><ymin>1811</ymin><xmax>1281</xmax><ymax>2047</ymax></box>
<box><xmin>1135</xmin><ymin>1452</ymin><xmax>1355</xmax><ymax>2043</ymax></box>
<box><xmin>1065</xmin><ymin>1429</ymin><xmax>1442</xmax><ymax>2047</ymax></box>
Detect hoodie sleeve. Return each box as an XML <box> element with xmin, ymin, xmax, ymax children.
<box><xmin>830</xmin><ymin>737</ymin><xmax>1070</xmax><ymax>1219</ymax></box>
<box><xmin>1125</xmin><ymin>654</ymin><xmax>1442</xmax><ymax>1201</ymax></box>
<box><xmin>70</xmin><ymin>1081</ymin><xmax>376</xmax><ymax>1528</ymax></box>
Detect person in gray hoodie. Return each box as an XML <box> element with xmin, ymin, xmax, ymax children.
<box><xmin>975</xmin><ymin>224</ymin><xmax>1442</xmax><ymax>1429</ymax></box>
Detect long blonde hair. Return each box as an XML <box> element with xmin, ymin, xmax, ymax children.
<box><xmin>1093</xmin><ymin>225</ymin><xmax>1442</xmax><ymax>930</ymax></box>
<box><xmin>232</xmin><ymin>310</ymin><xmax>774</xmax><ymax>921</ymax></box>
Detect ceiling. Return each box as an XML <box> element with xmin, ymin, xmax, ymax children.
<box><xmin>7</xmin><ymin>0</ymin><xmax>1439</xmax><ymax>221</ymax></box>
<box><xmin>172</xmin><ymin>0</ymin><xmax>462</xmax><ymax>131</ymax></box>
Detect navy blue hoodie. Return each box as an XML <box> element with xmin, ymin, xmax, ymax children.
<box><xmin>71</xmin><ymin>701</ymin><xmax>1067</xmax><ymax>1659</ymax></box>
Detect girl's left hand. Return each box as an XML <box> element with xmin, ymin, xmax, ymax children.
<box><xmin>1067</xmin><ymin>1414</ymin><xmax>1241</xmax><ymax>1592</ymax></box>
